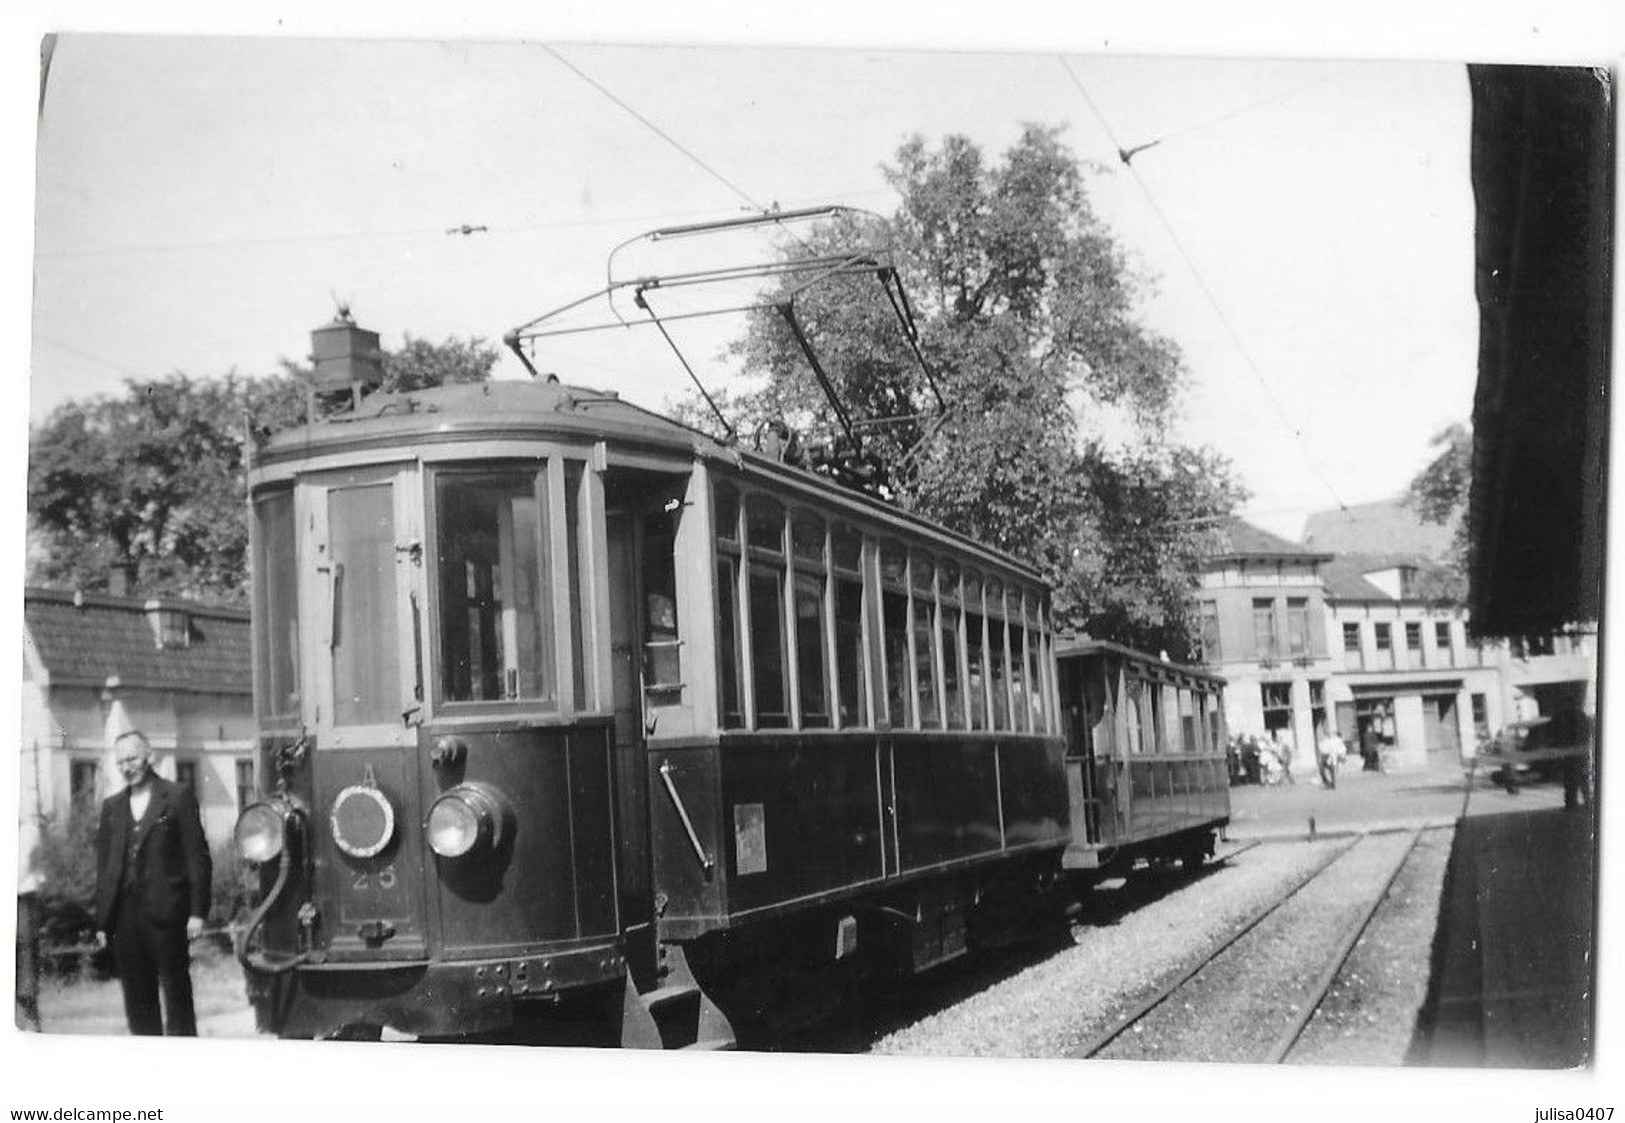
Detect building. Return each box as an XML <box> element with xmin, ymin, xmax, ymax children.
<box><xmin>1302</xmin><ymin>497</ymin><xmax>1457</xmax><ymax>560</ymax></box>
<box><xmin>1196</xmin><ymin>518</ymin><xmax>1597</xmax><ymax>774</ymax></box>
<box><xmin>21</xmin><ymin>588</ymin><xmax>255</xmax><ymax>847</ymax></box>
<box><xmin>1194</xmin><ymin>520</ymin><xmax>1337</xmax><ymax>767</ymax></box>
<box><xmin>1318</xmin><ymin>553</ymin><xmax>1502</xmax><ymax>773</ymax></box>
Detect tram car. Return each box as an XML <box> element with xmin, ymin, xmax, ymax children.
<box><xmin>1055</xmin><ymin>641</ymin><xmax>1231</xmax><ymax>874</ymax></box>
<box><xmin>232</xmin><ymin>367</ymin><xmax>1074</xmax><ymax>1047</ymax></box>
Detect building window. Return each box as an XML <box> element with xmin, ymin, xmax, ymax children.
<box><xmin>1435</xmin><ymin>622</ymin><xmax>1452</xmax><ymax>649</ymax></box>
<box><xmin>1198</xmin><ymin>601</ymin><xmax>1221</xmax><ymax>662</ymax></box>
<box><xmin>1471</xmin><ymin>693</ymin><xmax>1489</xmax><ymax>740</ymax></box>
<box><xmin>235</xmin><ymin>759</ymin><xmax>256</xmax><ymax>811</ymax></box>
<box><xmin>1253</xmin><ymin>599</ymin><xmax>1279</xmax><ymax>660</ymax></box>
<box><xmin>1342</xmin><ymin>622</ymin><xmax>1361</xmax><ymax>653</ymax></box>
<box><xmin>1261</xmin><ymin>682</ymin><xmax>1293</xmax><ymax>738</ymax></box>
<box><xmin>174</xmin><ymin>759</ymin><xmax>199</xmax><ymax>797</ymax></box>
<box><xmin>1405</xmin><ymin>622</ymin><xmax>1423</xmax><ymax>655</ymax></box>
<box><xmin>1287</xmin><ymin>598</ymin><xmax>1309</xmax><ymax>657</ymax></box>
<box><xmin>1374</xmin><ymin>622</ymin><xmax>1392</xmax><ymax>651</ymax></box>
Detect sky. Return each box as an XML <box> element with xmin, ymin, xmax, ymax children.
<box><xmin>27</xmin><ymin>34</ymin><xmax>1499</xmax><ymax>540</ymax></box>
<box><xmin>7</xmin><ymin>3</ymin><xmax>1624</xmax><ymax>1120</ymax></box>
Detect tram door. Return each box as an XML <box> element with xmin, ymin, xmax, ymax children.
<box><xmin>1059</xmin><ymin>658</ymin><xmax>1106</xmax><ymax>847</ymax></box>
<box><xmin>605</xmin><ymin>470</ymin><xmax>688</xmax><ymax>988</ymax></box>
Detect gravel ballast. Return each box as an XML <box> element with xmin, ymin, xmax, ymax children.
<box><xmin>869</xmin><ymin>830</ymin><xmax>1451</xmax><ymax>1063</ymax></box>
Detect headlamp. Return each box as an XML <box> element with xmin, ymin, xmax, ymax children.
<box><xmin>235</xmin><ymin>801</ymin><xmax>288</xmax><ymax>863</ymax></box>
<box><xmin>427</xmin><ymin>783</ymin><xmax>506</xmax><ymax>859</ymax></box>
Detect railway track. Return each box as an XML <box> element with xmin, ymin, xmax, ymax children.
<box><xmin>1072</xmin><ymin>828</ymin><xmax>1435</xmax><ymax>1064</ymax></box>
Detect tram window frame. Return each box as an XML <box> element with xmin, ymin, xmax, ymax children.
<box><xmin>744</xmin><ymin>493</ymin><xmax>792</xmax><ymax>730</ymax></box>
<box><xmin>986</xmin><ymin>578</ymin><xmax>1010</xmax><ymax>731</ymax></box>
<box><xmin>1006</xmin><ymin>588</ymin><xmax>1030</xmax><ymax>734</ymax></box>
<box><xmin>938</xmin><ymin>560</ymin><xmax>966</xmax><ymax>730</ymax></box>
<box><xmin>790</xmin><ymin>510</ymin><xmax>831</xmax><ymax>728</ymax></box>
<box><xmin>880</xmin><ymin>541</ymin><xmax>912</xmax><ymax>729</ymax></box>
<box><xmin>911</xmin><ymin>553</ymin><xmax>942</xmax><ymax>729</ymax></box>
<box><xmin>1179</xmin><ymin>688</ymin><xmax>1197</xmax><ymax>754</ymax></box>
<box><xmin>251</xmin><ymin>487</ymin><xmax>301</xmax><ymax>724</ymax></box>
<box><xmin>1025</xmin><ymin>593</ymin><xmax>1047</xmax><ymax>734</ymax></box>
<box><xmin>713</xmin><ymin>481</ymin><xmax>746</xmax><ymax>729</ymax></box>
<box><xmin>429</xmin><ymin>465</ymin><xmax>558</xmax><ymax>711</ymax></box>
<box><xmin>563</xmin><ymin>461</ymin><xmax>591</xmax><ymax>711</ymax></box>
<box><xmin>327</xmin><ymin>477</ymin><xmax>408</xmax><ymax>730</ymax></box>
<box><xmin>1125</xmin><ymin>678</ymin><xmax>1147</xmax><ymax>754</ymax></box>
<box><xmin>963</xmin><ymin>571</ymin><xmax>989</xmax><ymax>731</ymax></box>
<box><xmin>831</xmin><ymin>523</ymin><xmax>869</xmax><ymax>729</ymax></box>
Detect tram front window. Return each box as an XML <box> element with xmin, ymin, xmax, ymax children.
<box><xmin>436</xmin><ymin>470</ymin><xmax>556</xmax><ymax>705</ymax></box>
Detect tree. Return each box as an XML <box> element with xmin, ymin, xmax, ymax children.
<box><xmin>1404</xmin><ymin>422</ymin><xmax>1472</xmax><ymax>603</ymax></box>
<box><xmin>715</xmin><ymin>126</ymin><xmax>1244</xmax><ymax>654</ymax></box>
<box><xmin>28</xmin><ymin>335</ymin><xmax>501</xmax><ymax>604</ymax></box>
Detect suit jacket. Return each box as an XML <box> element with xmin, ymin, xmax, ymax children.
<box><xmin>95</xmin><ymin>777</ymin><xmax>212</xmax><ymax>932</ymax></box>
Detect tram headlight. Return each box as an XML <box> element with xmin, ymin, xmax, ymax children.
<box><xmin>235</xmin><ymin>802</ymin><xmax>287</xmax><ymax>864</ymax></box>
<box><xmin>427</xmin><ymin>783</ymin><xmax>506</xmax><ymax>859</ymax></box>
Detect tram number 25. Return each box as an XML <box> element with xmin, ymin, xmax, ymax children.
<box><xmin>352</xmin><ymin>866</ymin><xmax>398</xmax><ymax>891</ymax></box>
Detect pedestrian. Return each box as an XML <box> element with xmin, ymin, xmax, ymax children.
<box><xmin>1316</xmin><ymin>726</ymin><xmax>1346</xmax><ymax>790</ymax></box>
<box><xmin>94</xmin><ymin>730</ymin><xmax>212</xmax><ymax>1036</ymax></box>
<box><xmin>1271</xmin><ymin>730</ymin><xmax>1296</xmax><ymax>785</ymax></box>
<box><xmin>16</xmin><ymin>813</ymin><xmax>44</xmax><ymax>1031</ymax></box>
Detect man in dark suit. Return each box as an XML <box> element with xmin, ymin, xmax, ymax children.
<box><xmin>94</xmin><ymin>730</ymin><xmax>212</xmax><ymax>1036</ymax></box>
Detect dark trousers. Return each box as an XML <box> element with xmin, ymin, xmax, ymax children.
<box><xmin>16</xmin><ymin>893</ymin><xmax>40</xmax><ymax>1031</ymax></box>
<box><xmin>112</xmin><ymin>905</ymin><xmax>197</xmax><ymax>1036</ymax></box>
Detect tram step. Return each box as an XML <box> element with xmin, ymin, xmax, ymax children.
<box><xmin>641</xmin><ymin>982</ymin><xmax>700</xmax><ymax>1010</ymax></box>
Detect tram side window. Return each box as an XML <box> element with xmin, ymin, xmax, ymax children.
<box><xmin>435</xmin><ymin>470</ymin><xmax>556</xmax><ymax>705</ymax></box>
<box><xmin>1025</xmin><ymin>595</ymin><xmax>1046</xmax><ymax>733</ymax></box>
<box><xmin>746</xmin><ymin>495</ymin><xmax>791</xmax><ymax>729</ymax></box>
<box><xmin>987</xmin><ymin>580</ymin><xmax>1010</xmax><ymax>731</ymax></box>
<box><xmin>791</xmin><ymin>513</ymin><xmax>830</xmax><ymax>728</ymax></box>
<box><xmin>252</xmin><ymin>489</ymin><xmax>300</xmax><ymax>722</ymax></box>
<box><xmin>1006</xmin><ymin>591</ymin><xmax>1029</xmax><ymax>733</ymax></box>
<box><xmin>1126</xmin><ymin>679</ymin><xmax>1146</xmax><ymax>754</ymax></box>
<box><xmin>939</xmin><ymin>561</ymin><xmax>965</xmax><ymax>731</ymax></box>
<box><xmin>881</xmin><ymin>543</ymin><xmax>911</xmax><ymax>728</ymax></box>
<box><xmin>641</xmin><ymin>507</ymin><xmax>682</xmax><ymax>702</ymax></box>
<box><xmin>564</xmin><ymin>462</ymin><xmax>589</xmax><ymax>710</ymax></box>
<box><xmin>714</xmin><ymin>481</ymin><xmax>744</xmax><ymax>728</ymax></box>
<box><xmin>912</xmin><ymin>555</ymin><xmax>941</xmax><ymax>729</ymax></box>
<box><xmin>716</xmin><ymin>556</ymin><xmax>744</xmax><ymax>728</ymax></box>
<box><xmin>964</xmin><ymin>572</ymin><xmax>987</xmax><ymax>731</ymax></box>
<box><xmin>832</xmin><ymin>524</ymin><xmax>868</xmax><ymax>728</ymax></box>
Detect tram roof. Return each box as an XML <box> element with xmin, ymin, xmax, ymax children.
<box><xmin>1055</xmin><ymin>638</ymin><xmax>1227</xmax><ymax>687</ymax></box>
<box><xmin>252</xmin><ymin>379</ymin><xmax>1046</xmax><ymax>584</ymax></box>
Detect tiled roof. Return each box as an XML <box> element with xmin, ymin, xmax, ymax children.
<box><xmin>24</xmin><ymin>588</ymin><xmax>250</xmax><ymax>693</ymax></box>
<box><xmin>1207</xmin><ymin>517</ymin><xmax>1333</xmax><ymax>561</ymax></box>
<box><xmin>1319</xmin><ymin>553</ymin><xmax>1452</xmax><ymax>602</ymax></box>
<box><xmin>1301</xmin><ymin>497</ymin><xmax>1456</xmax><ymax>560</ymax></box>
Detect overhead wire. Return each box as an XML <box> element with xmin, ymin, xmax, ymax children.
<box><xmin>1057</xmin><ymin>56</ymin><xmax>1349</xmax><ymax>514</ymax></box>
<box><xmin>539</xmin><ymin>44</ymin><xmax>767</xmax><ymax>216</ymax></box>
